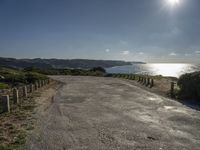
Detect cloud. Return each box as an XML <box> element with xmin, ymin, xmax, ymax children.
<box><xmin>120</xmin><ymin>40</ymin><xmax>128</xmax><ymax>45</ymax></box>
<box><xmin>195</xmin><ymin>51</ymin><xmax>200</xmax><ymax>54</ymax></box>
<box><xmin>121</xmin><ymin>50</ymin><xmax>130</xmax><ymax>55</ymax></box>
<box><xmin>105</xmin><ymin>49</ymin><xmax>110</xmax><ymax>52</ymax></box>
<box><xmin>184</xmin><ymin>53</ymin><xmax>192</xmax><ymax>57</ymax></box>
<box><xmin>169</xmin><ymin>52</ymin><xmax>177</xmax><ymax>56</ymax></box>
<box><xmin>138</xmin><ymin>52</ymin><xmax>144</xmax><ymax>55</ymax></box>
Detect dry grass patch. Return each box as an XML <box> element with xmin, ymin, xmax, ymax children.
<box><xmin>0</xmin><ymin>92</ymin><xmax>41</xmax><ymax>150</ymax></box>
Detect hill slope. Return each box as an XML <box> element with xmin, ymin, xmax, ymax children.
<box><xmin>0</xmin><ymin>57</ymin><xmax>136</xmax><ymax>69</ymax></box>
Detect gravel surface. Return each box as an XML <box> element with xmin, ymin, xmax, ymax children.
<box><xmin>21</xmin><ymin>76</ymin><xmax>200</xmax><ymax>150</ymax></box>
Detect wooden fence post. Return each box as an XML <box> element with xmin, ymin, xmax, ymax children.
<box><xmin>131</xmin><ymin>75</ymin><xmax>135</xmax><ymax>80</ymax></box>
<box><xmin>138</xmin><ymin>76</ymin><xmax>140</xmax><ymax>82</ymax></box>
<box><xmin>30</xmin><ymin>84</ymin><xmax>34</xmax><ymax>93</ymax></box>
<box><xmin>2</xmin><ymin>95</ymin><xmax>10</xmax><ymax>112</ymax></box>
<box><xmin>150</xmin><ymin>79</ymin><xmax>154</xmax><ymax>88</ymax></box>
<box><xmin>146</xmin><ymin>78</ymin><xmax>150</xmax><ymax>86</ymax></box>
<box><xmin>34</xmin><ymin>82</ymin><xmax>38</xmax><ymax>90</ymax></box>
<box><xmin>23</xmin><ymin>86</ymin><xmax>28</xmax><ymax>98</ymax></box>
<box><xmin>38</xmin><ymin>81</ymin><xmax>41</xmax><ymax>88</ymax></box>
<box><xmin>13</xmin><ymin>88</ymin><xmax>19</xmax><ymax>104</ymax></box>
<box><xmin>171</xmin><ymin>82</ymin><xmax>175</xmax><ymax>98</ymax></box>
<box><xmin>143</xmin><ymin>78</ymin><xmax>146</xmax><ymax>85</ymax></box>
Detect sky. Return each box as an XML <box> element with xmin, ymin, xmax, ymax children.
<box><xmin>0</xmin><ymin>0</ymin><xmax>200</xmax><ymax>63</ymax></box>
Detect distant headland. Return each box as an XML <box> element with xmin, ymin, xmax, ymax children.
<box><xmin>0</xmin><ymin>57</ymin><xmax>145</xmax><ymax>69</ymax></box>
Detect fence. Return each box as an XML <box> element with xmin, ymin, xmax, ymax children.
<box><xmin>0</xmin><ymin>79</ymin><xmax>51</xmax><ymax>113</ymax></box>
<box><xmin>137</xmin><ymin>76</ymin><xmax>154</xmax><ymax>88</ymax></box>
<box><xmin>112</xmin><ymin>74</ymin><xmax>177</xmax><ymax>98</ymax></box>
<box><xmin>112</xmin><ymin>74</ymin><xmax>154</xmax><ymax>88</ymax></box>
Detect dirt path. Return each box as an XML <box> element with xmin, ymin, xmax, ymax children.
<box><xmin>21</xmin><ymin>76</ymin><xmax>200</xmax><ymax>150</ymax></box>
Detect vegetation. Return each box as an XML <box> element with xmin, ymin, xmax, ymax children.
<box><xmin>0</xmin><ymin>66</ymin><xmax>108</xmax><ymax>89</ymax></box>
<box><xmin>0</xmin><ymin>67</ymin><xmax>48</xmax><ymax>87</ymax></box>
<box><xmin>177</xmin><ymin>71</ymin><xmax>200</xmax><ymax>101</ymax></box>
<box><xmin>0</xmin><ymin>83</ymin><xmax>9</xmax><ymax>89</ymax></box>
<box><xmin>0</xmin><ymin>92</ymin><xmax>37</xmax><ymax>150</ymax></box>
<box><xmin>0</xmin><ymin>57</ymin><xmax>134</xmax><ymax>69</ymax></box>
<box><xmin>23</xmin><ymin>66</ymin><xmax>107</xmax><ymax>77</ymax></box>
<box><xmin>90</xmin><ymin>67</ymin><xmax>106</xmax><ymax>73</ymax></box>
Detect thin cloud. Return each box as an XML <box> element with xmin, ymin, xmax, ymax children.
<box><xmin>138</xmin><ymin>52</ymin><xmax>144</xmax><ymax>55</ymax></box>
<box><xmin>169</xmin><ymin>52</ymin><xmax>177</xmax><ymax>56</ymax></box>
<box><xmin>184</xmin><ymin>53</ymin><xmax>192</xmax><ymax>57</ymax></box>
<box><xmin>195</xmin><ymin>51</ymin><xmax>200</xmax><ymax>54</ymax></box>
<box><xmin>105</xmin><ymin>49</ymin><xmax>110</xmax><ymax>52</ymax></box>
<box><xmin>121</xmin><ymin>50</ymin><xmax>130</xmax><ymax>55</ymax></box>
<box><xmin>120</xmin><ymin>40</ymin><xmax>128</xmax><ymax>45</ymax></box>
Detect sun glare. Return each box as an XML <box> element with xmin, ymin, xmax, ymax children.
<box><xmin>167</xmin><ymin>0</ymin><xmax>180</xmax><ymax>6</ymax></box>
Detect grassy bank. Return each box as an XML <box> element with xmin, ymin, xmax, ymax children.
<box><xmin>0</xmin><ymin>67</ymin><xmax>52</xmax><ymax>149</ymax></box>
<box><xmin>0</xmin><ymin>90</ymin><xmax>38</xmax><ymax>149</ymax></box>
<box><xmin>0</xmin><ymin>67</ymin><xmax>48</xmax><ymax>88</ymax></box>
<box><xmin>24</xmin><ymin>66</ymin><xmax>106</xmax><ymax>76</ymax></box>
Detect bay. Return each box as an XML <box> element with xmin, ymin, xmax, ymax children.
<box><xmin>106</xmin><ymin>63</ymin><xmax>200</xmax><ymax>77</ymax></box>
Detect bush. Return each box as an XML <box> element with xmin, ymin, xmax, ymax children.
<box><xmin>3</xmin><ymin>73</ymin><xmax>27</xmax><ymax>83</ymax></box>
<box><xmin>25</xmin><ymin>72</ymin><xmax>48</xmax><ymax>83</ymax></box>
<box><xmin>90</xmin><ymin>67</ymin><xmax>106</xmax><ymax>73</ymax></box>
<box><xmin>177</xmin><ymin>71</ymin><xmax>200</xmax><ymax>101</ymax></box>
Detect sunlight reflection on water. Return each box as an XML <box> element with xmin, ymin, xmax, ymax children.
<box><xmin>106</xmin><ymin>63</ymin><xmax>200</xmax><ymax>77</ymax></box>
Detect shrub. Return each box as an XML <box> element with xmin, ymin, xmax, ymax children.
<box><xmin>25</xmin><ymin>72</ymin><xmax>48</xmax><ymax>83</ymax></box>
<box><xmin>90</xmin><ymin>67</ymin><xmax>106</xmax><ymax>73</ymax></box>
<box><xmin>3</xmin><ymin>73</ymin><xmax>27</xmax><ymax>83</ymax></box>
<box><xmin>177</xmin><ymin>71</ymin><xmax>200</xmax><ymax>101</ymax></box>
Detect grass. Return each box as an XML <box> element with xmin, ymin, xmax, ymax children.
<box><xmin>0</xmin><ymin>66</ymin><xmax>48</xmax><ymax>87</ymax></box>
<box><xmin>0</xmin><ymin>92</ymin><xmax>39</xmax><ymax>149</ymax></box>
<box><xmin>0</xmin><ymin>83</ymin><xmax>9</xmax><ymax>89</ymax></box>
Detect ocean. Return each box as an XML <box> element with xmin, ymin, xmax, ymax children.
<box><xmin>106</xmin><ymin>63</ymin><xmax>200</xmax><ymax>77</ymax></box>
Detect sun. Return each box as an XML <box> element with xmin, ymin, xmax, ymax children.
<box><xmin>167</xmin><ymin>0</ymin><xmax>180</xmax><ymax>6</ymax></box>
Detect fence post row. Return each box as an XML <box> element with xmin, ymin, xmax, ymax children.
<box><xmin>30</xmin><ymin>84</ymin><xmax>34</xmax><ymax>93</ymax></box>
<box><xmin>0</xmin><ymin>79</ymin><xmax>50</xmax><ymax>113</ymax></box>
<box><xmin>135</xmin><ymin>76</ymin><xmax>154</xmax><ymax>88</ymax></box>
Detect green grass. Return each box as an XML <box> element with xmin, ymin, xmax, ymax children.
<box><xmin>0</xmin><ymin>94</ymin><xmax>37</xmax><ymax>149</ymax></box>
<box><xmin>0</xmin><ymin>66</ymin><xmax>48</xmax><ymax>87</ymax></box>
<box><xmin>0</xmin><ymin>83</ymin><xmax>9</xmax><ymax>89</ymax></box>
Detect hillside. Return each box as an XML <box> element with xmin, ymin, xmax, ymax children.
<box><xmin>0</xmin><ymin>57</ymin><xmax>136</xmax><ymax>69</ymax></box>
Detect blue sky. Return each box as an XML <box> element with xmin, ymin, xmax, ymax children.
<box><xmin>0</xmin><ymin>0</ymin><xmax>200</xmax><ymax>63</ymax></box>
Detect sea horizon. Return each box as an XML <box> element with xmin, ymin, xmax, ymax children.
<box><xmin>106</xmin><ymin>63</ymin><xmax>200</xmax><ymax>77</ymax></box>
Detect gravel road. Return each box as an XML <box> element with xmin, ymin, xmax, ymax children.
<box><xmin>22</xmin><ymin>76</ymin><xmax>200</xmax><ymax>150</ymax></box>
